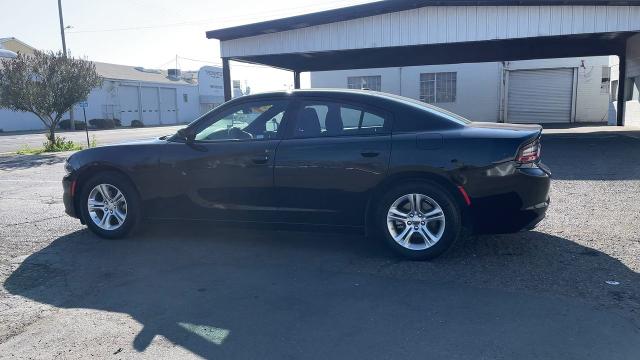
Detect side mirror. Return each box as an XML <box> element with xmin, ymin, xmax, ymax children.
<box><xmin>176</xmin><ymin>128</ymin><xmax>195</xmax><ymax>143</ymax></box>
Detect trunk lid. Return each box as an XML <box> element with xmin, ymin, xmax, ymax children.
<box><xmin>468</xmin><ymin>121</ymin><xmax>541</xmax><ymax>133</ymax></box>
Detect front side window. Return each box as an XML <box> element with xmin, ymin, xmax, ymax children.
<box><xmin>194</xmin><ymin>100</ymin><xmax>287</xmax><ymax>142</ymax></box>
<box><xmin>293</xmin><ymin>101</ymin><xmax>388</xmax><ymax>138</ymax></box>
<box><xmin>347</xmin><ymin>76</ymin><xmax>382</xmax><ymax>91</ymax></box>
<box><xmin>420</xmin><ymin>72</ymin><xmax>457</xmax><ymax>103</ymax></box>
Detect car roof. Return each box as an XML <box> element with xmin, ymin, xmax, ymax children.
<box><xmin>226</xmin><ymin>89</ymin><xmax>470</xmax><ymax>128</ymax></box>
<box><xmin>235</xmin><ymin>88</ymin><xmax>420</xmax><ymax>110</ymax></box>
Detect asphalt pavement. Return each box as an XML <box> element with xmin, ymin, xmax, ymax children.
<box><xmin>0</xmin><ymin>128</ymin><xmax>638</xmax><ymax>359</ymax></box>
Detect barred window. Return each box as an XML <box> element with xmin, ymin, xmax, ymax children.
<box><xmin>347</xmin><ymin>76</ymin><xmax>381</xmax><ymax>91</ymax></box>
<box><xmin>420</xmin><ymin>72</ymin><xmax>457</xmax><ymax>103</ymax></box>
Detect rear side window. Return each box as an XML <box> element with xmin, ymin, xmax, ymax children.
<box><xmin>292</xmin><ymin>100</ymin><xmax>389</xmax><ymax>138</ymax></box>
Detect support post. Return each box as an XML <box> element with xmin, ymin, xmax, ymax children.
<box><xmin>617</xmin><ymin>52</ymin><xmax>626</xmax><ymax>127</ymax></box>
<box><xmin>293</xmin><ymin>71</ymin><xmax>301</xmax><ymax>89</ymax></box>
<box><xmin>222</xmin><ymin>58</ymin><xmax>232</xmax><ymax>102</ymax></box>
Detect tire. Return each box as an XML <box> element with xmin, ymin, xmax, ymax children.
<box><xmin>79</xmin><ymin>171</ymin><xmax>140</xmax><ymax>239</ymax></box>
<box><xmin>376</xmin><ymin>181</ymin><xmax>462</xmax><ymax>260</ymax></box>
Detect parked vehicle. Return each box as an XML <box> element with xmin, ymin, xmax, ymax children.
<box><xmin>62</xmin><ymin>89</ymin><xmax>550</xmax><ymax>260</ymax></box>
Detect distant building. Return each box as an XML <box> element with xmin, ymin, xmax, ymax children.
<box><xmin>0</xmin><ymin>38</ymin><xmax>225</xmax><ymax>132</ymax></box>
<box><xmin>198</xmin><ymin>66</ymin><xmax>225</xmax><ymax>114</ymax></box>
<box><xmin>0</xmin><ymin>37</ymin><xmax>34</xmax><ymax>56</ymax></box>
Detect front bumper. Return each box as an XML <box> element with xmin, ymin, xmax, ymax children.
<box><xmin>62</xmin><ymin>175</ymin><xmax>79</xmax><ymax>219</ymax></box>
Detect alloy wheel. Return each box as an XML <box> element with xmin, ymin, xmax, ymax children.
<box><xmin>386</xmin><ymin>193</ymin><xmax>445</xmax><ymax>250</ymax></box>
<box><xmin>87</xmin><ymin>183</ymin><xmax>128</xmax><ymax>231</ymax></box>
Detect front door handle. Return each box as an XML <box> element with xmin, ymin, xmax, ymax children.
<box><xmin>361</xmin><ymin>151</ymin><xmax>380</xmax><ymax>158</ymax></box>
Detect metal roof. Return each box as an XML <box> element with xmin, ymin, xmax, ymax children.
<box><xmin>93</xmin><ymin>62</ymin><xmax>195</xmax><ymax>85</ymax></box>
<box><xmin>206</xmin><ymin>0</ymin><xmax>640</xmax><ymax>41</ymax></box>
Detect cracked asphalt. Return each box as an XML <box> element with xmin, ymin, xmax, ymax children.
<box><xmin>0</xmin><ymin>128</ymin><xmax>639</xmax><ymax>359</ymax></box>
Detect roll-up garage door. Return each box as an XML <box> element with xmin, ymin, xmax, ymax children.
<box><xmin>119</xmin><ymin>86</ymin><xmax>139</xmax><ymax>126</ymax></box>
<box><xmin>159</xmin><ymin>88</ymin><xmax>177</xmax><ymax>124</ymax></box>
<box><xmin>506</xmin><ymin>68</ymin><xmax>575</xmax><ymax>124</ymax></box>
<box><xmin>141</xmin><ymin>87</ymin><xmax>160</xmax><ymax>125</ymax></box>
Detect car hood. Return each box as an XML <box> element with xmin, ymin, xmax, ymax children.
<box><xmin>66</xmin><ymin>137</ymin><xmax>168</xmax><ymax>170</ymax></box>
<box><xmin>99</xmin><ymin>137</ymin><xmax>169</xmax><ymax>148</ymax></box>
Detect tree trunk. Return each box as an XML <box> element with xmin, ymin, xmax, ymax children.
<box><xmin>48</xmin><ymin>127</ymin><xmax>56</xmax><ymax>144</ymax></box>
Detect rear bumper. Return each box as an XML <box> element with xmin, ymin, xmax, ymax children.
<box><xmin>467</xmin><ymin>163</ymin><xmax>551</xmax><ymax>234</ymax></box>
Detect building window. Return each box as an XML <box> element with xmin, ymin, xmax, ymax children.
<box><xmin>420</xmin><ymin>72</ymin><xmax>457</xmax><ymax>103</ymax></box>
<box><xmin>183</xmin><ymin>94</ymin><xmax>188</xmax><ymax>103</ymax></box>
<box><xmin>347</xmin><ymin>76</ymin><xmax>381</xmax><ymax>91</ymax></box>
<box><xmin>601</xmin><ymin>67</ymin><xmax>611</xmax><ymax>94</ymax></box>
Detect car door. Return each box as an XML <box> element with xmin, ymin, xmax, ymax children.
<box><xmin>155</xmin><ymin>98</ymin><xmax>291</xmax><ymax>222</ymax></box>
<box><xmin>273</xmin><ymin>98</ymin><xmax>392</xmax><ymax>226</ymax></box>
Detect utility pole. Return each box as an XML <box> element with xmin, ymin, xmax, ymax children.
<box><xmin>58</xmin><ymin>0</ymin><xmax>75</xmax><ymax>130</ymax></box>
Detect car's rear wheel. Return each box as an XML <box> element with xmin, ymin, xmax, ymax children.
<box><xmin>377</xmin><ymin>182</ymin><xmax>462</xmax><ymax>260</ymax></box>
<box><xmin>79</xmin><ymin>171</ymin><xmax>140</xmax><ymax>239</ymax></box>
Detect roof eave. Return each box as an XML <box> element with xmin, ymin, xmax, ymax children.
<box><xmin>206</xmin><ymin>0</ymin><xmax>640</xmax><ymax>41</ymax></box>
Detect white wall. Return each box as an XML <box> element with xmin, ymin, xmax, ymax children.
<box><xmin>178</xmin><ymin>85</ymin><xmax>201</xmax><ymax>123</ymax></box>
<box><xmin>0</xmin><ymin>109</ymin><xmax>44</xmax><ymax>133</ymax></box>
<box><xmin>311</xmin><ymin>63</ymin><xmax>501</xmax><ymax>122</ymax></box>
<box><xmin>400</xmin><ymin>63</ymin><xmax>502</xmax><ymax>122</ymax></box>
<box><xmin>624</xmin><ymin>33</ymin><xmax>640</xmax><ymax>126</ymax></box>
<box><xmin>311</xmin><ymin>67</ymin><xmax>402</xmax><ymax>94</ymax></box>
<box><xmin>506</xmin><ymin>56</ymin><xmax>612</xmax><ymax>123</ymax></box>
<box><xmin>311</xmin><ymin>57</ymin><xmax>612</xmax><ymax>123</ymax></box>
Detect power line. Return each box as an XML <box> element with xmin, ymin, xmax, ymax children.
<box><xmin>66</xmin><ymin>0</ymin><xmax>375</xmax><ymax>34</ymax></box>
<box><xmin>155</xmin><ymin>57</ymin><xmax>177</xmax><ymax>69</ymax></box>
<box><xmin>177</xmin><ymin>56</ymin><xmax>274</xmax><ymax>69</ymax></box>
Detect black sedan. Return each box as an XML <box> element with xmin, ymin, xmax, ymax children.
<box><xmin>63</xmin><ymin>89</ymin><xmax>550</xmax><ymax>260</ymax></box>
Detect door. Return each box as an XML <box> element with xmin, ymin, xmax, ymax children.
<box><xmin>274</xmin><ymin>99</ymin><xmax>392</xmax><ymax>226</ymax></box>
<box><xmin>141</xmin><ymin>87</ymin><xmax>160</xmax><ymax>125</ymax></box>
<box><xmin>119</xmin><ymin>85</ymin><xmax>139</xmax><ymax>126</ymax></box>
<box><xmin>159</xmin><ymin>88</ymin><xmax>177</xmax><ymax>124</ymax></box>
<box><xmin>156</xmin><ymin>98</ymin><xmax>290</xmax><ymax>222</ymax></box>
<box><xmin>506</xmin><ymin>68</ymin><xmax>575</xmax><ymax>124</ymax></box>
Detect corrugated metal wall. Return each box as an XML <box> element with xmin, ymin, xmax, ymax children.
<box><xmin>221</xmin><ymin>5</ymin><xmax>640</xmax><ymax>57</ymax></box>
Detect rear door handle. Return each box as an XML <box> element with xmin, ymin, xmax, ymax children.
<box><xmin>251</xmin><ymin>156</ymin><xmax>269</xmax><ymax>164</ymax></box>
<box><xmin>361</xmin><ymin>151</ymin><xmax>380</xmax><ymax>158</ymax></box>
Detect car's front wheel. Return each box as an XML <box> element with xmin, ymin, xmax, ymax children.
<box><xmin>79</xmin><ymin>171</ymin><xmax>140</xmax><ymax>239</ymax></box>
<box><xmin>377</xmin><ymin>182</ymin><xmax>462</xmax><ymax>260</ymax></box>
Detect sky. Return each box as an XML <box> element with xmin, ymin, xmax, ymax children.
<box><xmin>0</xmin><ymin>0</ymin><xmax>376</xmax><ymax>92</ymax></box>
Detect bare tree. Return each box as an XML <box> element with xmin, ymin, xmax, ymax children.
<box><xmin>0</xmin><ymin>50</ymin><xmax>102</xmax><ymax>143</ymax></box>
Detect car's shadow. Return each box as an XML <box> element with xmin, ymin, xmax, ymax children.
<box><xmin>4</xmin><ymin>223</ymin><xmax>640</xmax><ymax>359</ymax></box>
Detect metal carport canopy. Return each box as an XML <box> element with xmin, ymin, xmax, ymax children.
<box><xmin>206</xmin><ymin>0</ymin><xmax>640</xmax><ymax>124</ymax></box>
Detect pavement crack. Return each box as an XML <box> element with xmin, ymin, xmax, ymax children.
<box><xmin>0</xmin><ymin>215</ymin><xmax>66</xmax><ymax>227</ymax></box>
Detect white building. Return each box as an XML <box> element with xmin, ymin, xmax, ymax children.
<box><xmin>198</xmin><ymin>66</ymin><xmax>226</xmax><ymax>114</ymax></box>
<box><xmin>311</xmin><ymin>56</ymin><xmax>617</xmax><ymax>124</ymax></box>
<box><xmin>207</xmin><ymin>1</ymin><xmax>640</xmax><ymax>127</ymax></box>
<box><xmin>0</xmin><ymin>38</ymin><xmax>224</xmax><ymax>132</ymax></box>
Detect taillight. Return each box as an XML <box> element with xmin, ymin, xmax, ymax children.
<box><xmin>516</xmin><ymin>138</ymin><xmax>541</xmax><ymax>164</ymax></box>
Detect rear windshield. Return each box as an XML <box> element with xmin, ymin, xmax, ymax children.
<box><xmin>382</xmin><ymin>93</ymin><xmax>472</xmax><ymax>125</ymax></box>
